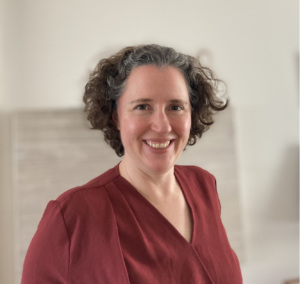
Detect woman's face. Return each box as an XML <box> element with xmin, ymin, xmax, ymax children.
<box><xmin>116</xmin><ymin>65</ymin><xmax>191</xmax><ymax>175</ymax></box>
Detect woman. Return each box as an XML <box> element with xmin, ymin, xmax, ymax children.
<box><xmin>21</xmin><ymin>44</ymin><xmax>243</xmax><ymax>283</ymax></box>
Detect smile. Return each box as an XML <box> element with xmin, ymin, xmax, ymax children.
<box><xmin>145</xmin><ymin>140</ymin><xmax>171</xmax><ymax>149</ymax></box>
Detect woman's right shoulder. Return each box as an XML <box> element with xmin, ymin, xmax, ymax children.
<box><xmin>55</xmin><ymin>165</ymin><xmax>120</xmax><ymax>209</ymax></box>
<box><xmin>21</xmin><ymin>166</ymin><xmax>122</xmax><ymax>284</ymax></box>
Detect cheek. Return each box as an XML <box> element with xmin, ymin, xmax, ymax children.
<box><xmin>119</xmin><ymin>115</ymin><xmax>146</xmax><ymax>141</ymax></box>
<box><xmin>184</xmin><ymin>117</ymin><xmax>192</xmax><ymax>132</ymax></box>
<box><xmin>173</xmin><ymin>116</ymin><xmax>191</xmax><ymax>138</ymax></box>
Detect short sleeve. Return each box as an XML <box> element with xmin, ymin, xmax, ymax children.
<box><xmin>21</xmin><ymin>200</ymin><xmax>70</xmax><ymax>284</ymax></box>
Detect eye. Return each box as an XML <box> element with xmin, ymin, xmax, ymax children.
<box><xmin>170</xmin><ymin>105</ymin><xmax>183</xmax><ymax>111</ymax></box>
<box><xmin>136</xmin><ymin>104</ymin><xmax>149</xmax><ymax>110</ymax></box>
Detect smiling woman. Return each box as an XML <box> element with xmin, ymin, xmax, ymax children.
<box><xmin>21</xmin><ymin>44</ymin><xmax>243</xmax><ymax>284</ymax></box>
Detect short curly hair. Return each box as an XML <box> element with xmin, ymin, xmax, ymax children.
<box><xmin>83</xmin><ymin>44</ymin><xmax>227</xmax><ymax>157</ymax></box>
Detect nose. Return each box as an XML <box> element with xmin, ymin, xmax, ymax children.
<box><xmin>150</xmin><ymin>110</ymin><xmax>172</xmax><ymax>134</ymax></box>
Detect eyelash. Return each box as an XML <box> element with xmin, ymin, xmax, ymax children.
<box><xmin>136</xmin><ymin>104</ymin><xmax>149</xmax><ymax>110</ymax></box>
<box><xmin>135</xmin><ymin>104</ymin><xmax>183</xmax><ymax>111</ymax></box>
<box><xmin>170</xmin><ymin>105</ymin><xmax>183</xmax><ymax>111</ymax></box>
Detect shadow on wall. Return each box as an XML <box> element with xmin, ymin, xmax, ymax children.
<box><xmin>267</xmin><ymin>145</ymin><xmax>299</xmax><ymax>222</ymax></box>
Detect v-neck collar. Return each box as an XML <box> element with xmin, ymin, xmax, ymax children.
<box><xmin>113</xmin><ymin>164</ymin><xmax>196</xmax><ymax>246</ymax></box>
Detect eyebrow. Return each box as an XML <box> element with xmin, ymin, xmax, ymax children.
<box><xmin>129</xmin><ymin>98</ymin><xmax>153</xmax><ymax>104</ymax></box>
<box><xmin>169</xmin><ymin>99</ymin><xmax>188</xmax><ymax>105</ymax></box>
<box><xmin>129</xmin><ymin>98</ymin><xmax>188</xmax><ymax>105</ymax></box>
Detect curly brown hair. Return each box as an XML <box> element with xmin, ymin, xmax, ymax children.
<box><xmin>83</xmin><ymin>44</ymin><xmax>227</xmax><ymax>157</ymax></box>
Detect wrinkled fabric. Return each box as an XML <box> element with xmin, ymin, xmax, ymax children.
<box><xmin>21</xmin><ymin>165</ymin><xmax>243</xmax><ymax>284</ymax></box>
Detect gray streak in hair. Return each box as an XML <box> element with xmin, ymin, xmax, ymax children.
<box><xmin>106</xmin><ymin>44</ymin><xmax>196</xmax><ymax>110</ymax></box>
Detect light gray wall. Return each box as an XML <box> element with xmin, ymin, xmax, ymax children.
<box><xmin>1</xmin><ymin>0</ymin><xmax>298</xmax><ymax>283</ymax></box>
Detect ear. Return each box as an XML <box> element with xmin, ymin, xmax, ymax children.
<box><xmin>112</xmin><ymin>112</ymin><xmax>120</xmax><ymax>130</ymax></box>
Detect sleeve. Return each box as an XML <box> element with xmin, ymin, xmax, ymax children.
<box><xmin>21</xmin><ymin>200</ymin><xmax>70</xmax><ymax>284</ymax></box>
<box><xmin>214</xmin><ymin>176</ymin><xmax>222</xmax><ymax>214</ymax></box>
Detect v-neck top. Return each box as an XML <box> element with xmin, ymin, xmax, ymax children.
<box><xmin>21</xmin><ymin>164</ymin><xmax>243</xmax><ymax>284</ymax></box>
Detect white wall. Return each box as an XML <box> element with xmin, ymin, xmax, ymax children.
<box><xmin>1</xmin><ymin>0</ymin><xmax>298</xmax><ymax>283</ymax></box>
<box><xmin>1</xmin><ymin>1</ymin><xmax>19</xmax><ymax>283</ymax></box>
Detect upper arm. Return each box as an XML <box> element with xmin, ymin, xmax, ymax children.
<box><xmin>21</xmin><ymin>201</ymin><xmax>70</xmax><ymax>284</ymax></box>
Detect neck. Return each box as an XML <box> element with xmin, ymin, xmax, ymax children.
<box><xmin>119</xmin><ymin>156</ymin><xmax>180</xmax><ymax>201</ymax></box>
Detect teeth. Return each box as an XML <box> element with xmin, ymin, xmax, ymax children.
<box><xmin>146</xmin><ymin>140</ymin><xmax>170</xmax><ymax>149</ymax></box>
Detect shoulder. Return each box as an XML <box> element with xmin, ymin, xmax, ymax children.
<box><xmin>175</xmin><ymin>165</ymin><xmax>221</xmax><ymax>212</ymax></box>
<box><xmin>55</xmin><ymin>165</ymin><xmax>120</xmax><ymax>207</ymax></box>
<box><xmin>175</xmin><ymin>165</ymin><xmax>215</xmax><ymax>184</ymax></box>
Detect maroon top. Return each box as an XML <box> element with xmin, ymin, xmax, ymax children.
<box><xmin>21</xmin><ymin>165</ymin><xmax>243</xmax><ymax>284</ymax></box>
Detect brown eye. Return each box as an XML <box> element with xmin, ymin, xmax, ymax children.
<box><xmin>136</xmin><ymin>104</ymin><xmax>149</xmax><ymax>110</ymax></box>
<box><xmin>171</xmin><ymin>105</ymin><xmax>182</xmax><ymax>111</ymax></box>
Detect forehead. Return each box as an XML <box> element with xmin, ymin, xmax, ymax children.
<box><xmin>122</xmin><ymin>65</ymin><xmax>189</xmax><ymax>99</ymax></box>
